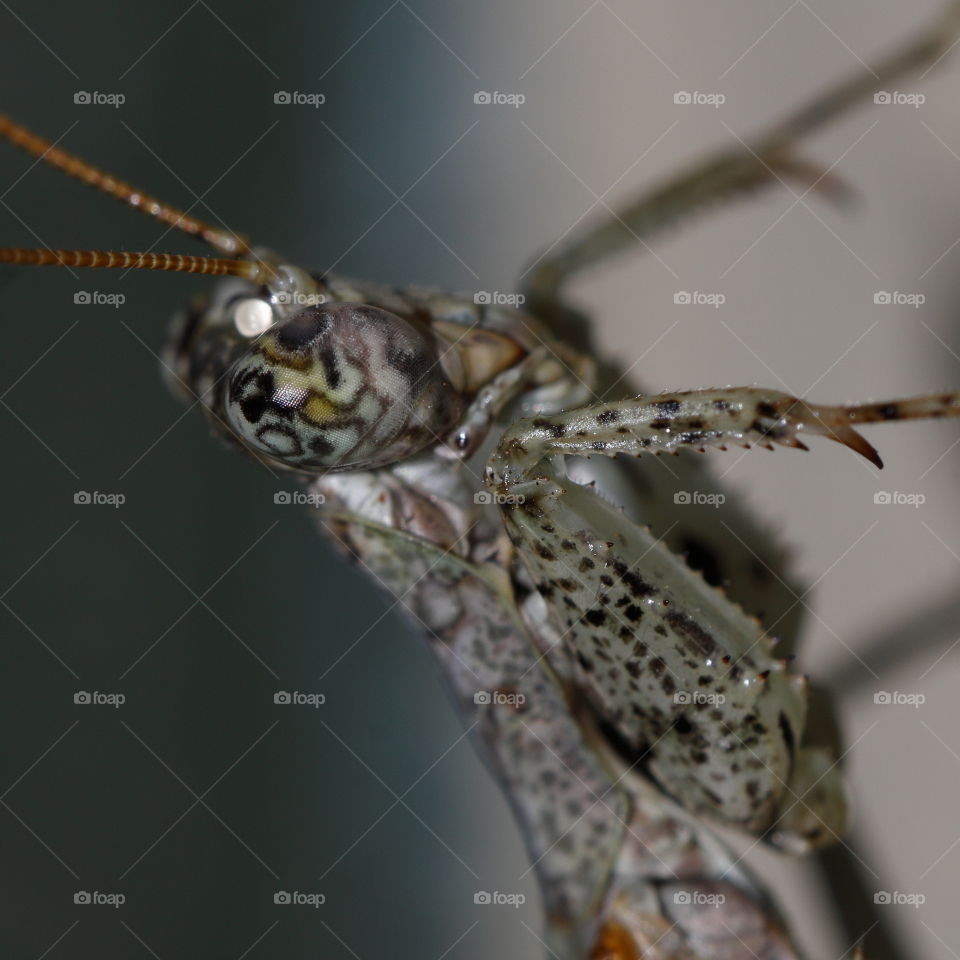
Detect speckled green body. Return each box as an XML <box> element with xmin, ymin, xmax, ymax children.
<box><xmin>166</xmin><ymin>271</ymin><xmax>834</xmax><ymax>958</ymax></box>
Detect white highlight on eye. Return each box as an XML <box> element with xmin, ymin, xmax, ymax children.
<box><xmin>234</xmin><ymin>298</ymin><xmax>275</xmax><ymax>338</ymax></box>
<box><xmin>273</xmin><ymin>383</ymin><xmax>309</xmax><ymax>409</ymax></box>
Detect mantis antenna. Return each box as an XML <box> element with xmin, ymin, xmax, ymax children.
<box><xmin>0</xmin><ymin>247</ymin><xmax>277</xmax><ymax>282</ymax></box>
<box><xmin>0</xmin><ymin>114</ymin><xmax>279</xmax><ymax>283</ymax></box>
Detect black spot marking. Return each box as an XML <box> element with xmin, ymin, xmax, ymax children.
<box><xmin>616</xmin><ymin>564</ymin><xmax>658</xmax><ymax>599</ymax></box>
<box><xmin>778</xmin><ymin>711</ymin><xmax>796</xmax><ymax>762</ymax></box>
<box><xmin>674</xmin><ymin>715</ymin><xmax>693</xmax><ymax>734</ymax></box>
<box><xmin>597</xmin><ymin>409</ymin><xmax>620</xmax><ymax>424</ymax></box>
<box><xmin>317</xmin><ymin>345</ymin><xmax>341</xmax><ymax>389</ymax></box>
<box><xmin>387</xmin><ymin>346</ymin><xmax>426</xmax><ymax>382</ymax></box>
<box><xmin>655</xmin><ymin>399</ymin><xmax>681</xmax><ymax>417</ymax></box>
<box><xmin>535</xmin><ymin>543</ymin><xmax>557</xmax><ymax>561</ymax></box>
<box><xmin>308</xmin><ymin>435</ymin><xmax>335</xmax><ymax>458</ymax></box>
<box><xmin>585</xmin><ymin>609</ymin><xmax>607</xmax><ymax>627</ymax></box>
<box><xmin>664</xmin><ymin>610</ymin><xmax>717</xmax><ymax>658</ymax></box>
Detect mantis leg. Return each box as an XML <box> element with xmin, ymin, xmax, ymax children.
<box><xmin>525</xmin><ymin>3</ymin><xmax>960</xmax><ymax>303</ymax></box>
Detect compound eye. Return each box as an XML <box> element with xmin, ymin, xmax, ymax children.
<box><xmin>224</xmin><ymin>303</ymin><xmax>462</xmax><ymax>471</ymax></box>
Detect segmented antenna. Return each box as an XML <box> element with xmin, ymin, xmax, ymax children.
<box><xmin>0</xmin><ymin>247</ymin><xmax>277</xmax><ymax>282</ymax></box>
<box><xmin>0</xmin><ymin>114</ymin><xmax>250</xmax><ymax>256</ymax></box>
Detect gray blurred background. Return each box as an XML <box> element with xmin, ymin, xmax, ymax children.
<box><xmin>1</xmin><ymin>2</ymin><xmax>959</xmax><ymax>958</ymax></box>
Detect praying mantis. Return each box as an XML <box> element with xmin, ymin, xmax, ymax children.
<box><xmin>4</xmin><ymin>3</ymin><xmax>960</xmax><ymax>958</ymax></box>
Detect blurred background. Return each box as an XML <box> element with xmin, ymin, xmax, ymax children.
<box><xmin>1</xmin><ymin>1</ymin><xmax>959</xmax><ymax>957</ymax></box>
